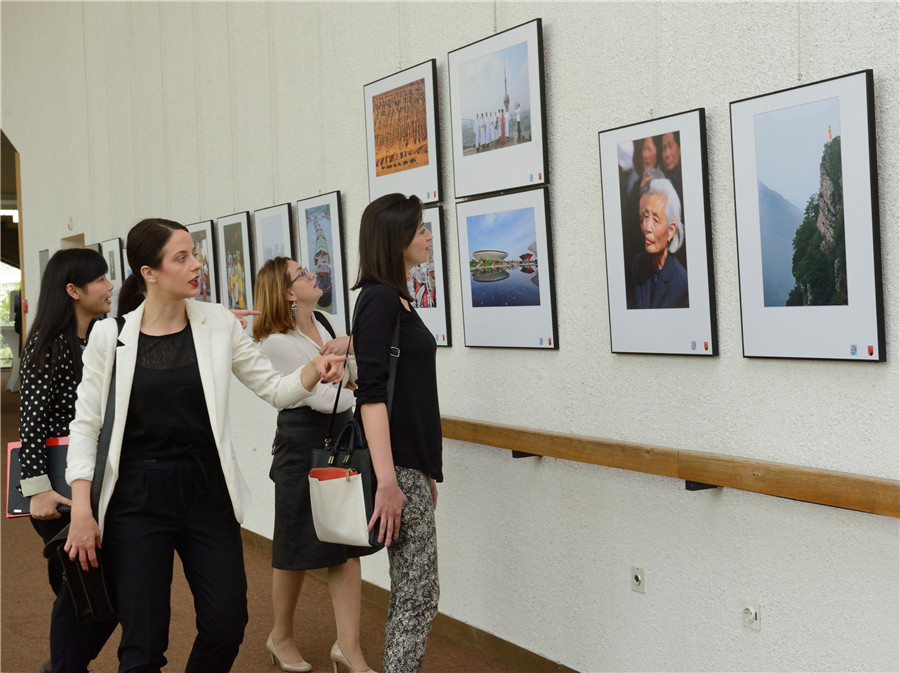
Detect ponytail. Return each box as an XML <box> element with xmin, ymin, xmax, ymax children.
<box><xmin>117</xmin><ymin>274</ymin><xmax>145</xmax><ymax>316</ymax></box>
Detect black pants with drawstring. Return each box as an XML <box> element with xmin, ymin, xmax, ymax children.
<box><xmin>102</xmin><ymin>452</ymin><xmax>248</xmax><ymax>673</ymax></box>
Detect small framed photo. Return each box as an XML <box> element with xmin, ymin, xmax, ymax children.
<box><xmin>253</xmin><ymin>203</ymin><xmax>294</xmax><ymax>271</ymax></box>
<box><xmin>448</xmin><ymin>18</ymin><xmax>548</xmax><ymax>199</ymax></box>
<box><xmin>407</xmin><ymin>205</ymin><xmax>451</xmax><ymax>347</ymax></box>
<box><xmin>364</xmin><ymin>59</ymin><xmax>442</xmax><ymax>204</ymax></box>
<box><xmin>186</xmin><ymin>220</ymin><xmax>218</xmax><ymax>304</ymax></box>
<box><xmin>296</xmin><ymin>191</ymin><xmax>349</xmax><ymax>334</ymax></box>
<box><xmin>215</xmin><ymin>211</ymin><xmax>254</xmax><ymax>313</ymax></box>
<box><xmin>38</xmin><ymin>249</ymin><xmax>50</xmax><ymax>281</ymax></box>
<box><xmin>731</xmin><ymin>70</ymin><xmax>884</xmax><ymax>361</ymax></box>
<box><xmin>598</xmin><ymin>108</ymin><xmax>718</xmax><ymax>355</ymax></box>
<box><xmin>100</xmin><ymin>237</ymin><xmax>125</xmax><ymax>316</ymax></box>
<box><xmin>456</xmin><ymin>187</ymin><xmax>557</xmax><ymax>349</ymax></box>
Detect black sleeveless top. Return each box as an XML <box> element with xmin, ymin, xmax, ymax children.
<box><xmin>122</xmin><ymin>324</ymin><xmax>217</xmax><ymax>459</ymax></box>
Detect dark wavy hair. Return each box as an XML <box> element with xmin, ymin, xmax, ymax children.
<box><xmin>23</xmin><ymin>248</ymin><xmax>108</xmax><ymax>378</ymax></box>
<box><xmin>351</xmin><ymin>193</ymin><xmax>423</xmax><ymax>301</ymax></box>
<box><xmin>117</xmin><ymin>218</ymin><xmax>188</xmax><ymax>315</ymax></box>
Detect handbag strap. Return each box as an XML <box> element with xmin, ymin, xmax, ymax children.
<box><xmin>89</xmin><ymin>317</ymin><xmax>125</xmax><ymax>516</ymax></box>
<box><xmin>325</xmin><ymin>290</ymin><xmax>401</xmax><ymax>442</ymax></box>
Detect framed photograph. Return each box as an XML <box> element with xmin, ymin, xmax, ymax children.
<box><xmin>100</xmin><ymin>237</ymin><xmax>125</xmax><ymax>317</ymax></box>
<box><xmin>448</xmin><ymin>18</ymin><xmax>548</xmax><ymax>199</ymax></box>
<box><xmin>215</xmin><ymin>211</ymin><xmax>254</xmax><ymax>314</ymax></box>
<box><xmin>731</xmin><ymin>70</ymin><xmax>884</xmax><ymax>361</ymax></box>
<box><xmin>38</xmin><ymin>249</ymin><xmax>49</xmax><ymax>281</ymax></box>
<box><xmin>364</xmin><ymin>59</ymin><xmax>442</xmax><ymax>204</ymax></box>
<box><xmin>296</xmin><ymin>191</ymin><xmax>349</xmax><ymax>334</ymax></box>
<box><xmin>253</xmin><ymin>203</ymin><xmax>294</xmax><ymax>272</ymax></box>
<box><xmin>186</xmin><ymin>220</ymin><xmax>218</xmax><ymax>303</ymax></box>
<box><xmin>598</xmin><ymin>108</ymin><xmax>718</xmax><ymax>355</ymax></box>
<box><xmin>456</xmin><ymin>187</ymin><xmax>557</xmax><ymax>349</ymax></box>
<box><xmin>407</xmin><ymin>205</ymin><xmax>451</xmax><ymax>347</ymax></box>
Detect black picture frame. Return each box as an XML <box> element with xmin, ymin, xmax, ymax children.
<box><xmin>252</xmin><ymin>203</ymin><xmax>295</xmax><ymax>271</ymax></box>
<box><xmin>186</xmin><ymin>220</ymin><xmax>219</xmax><ymax>304</ymax></box>
<box><xmin>296</xmin><ymin>191</ymin><xmax>350</xmax><ymax>334</ymax></box>
<box><xmin>730</xmin><ymin>70</ymin><xmax>884</xmax><ymax>361</ymax></box>
<box><xmin>598</xmin><ymin>108</ymin><xmax>718</xmax><ymax>356</ymax></box>
<box><xmin>364</xmin><ymin>59</ymin><xmax>442</xmax><ymax>204</ymax></box>
<box><xmin>455</xmin><ymin>187</ymin><xmax>557</xmax><ymax>349</ymax></box>
<box><xmin>447</xmin><ymin>19</ymin><xmax>548</xmax><ymax>199</ymax></box>
<box><xmin>407</xmin><ymin>205</ymin><xmax>451</xmax><ymax>346</ymax></box>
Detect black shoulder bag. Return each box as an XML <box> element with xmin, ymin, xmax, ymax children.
<box><xmin>310</xmin><ymin>299</ymin><xmax>401</xmax><ymax>548</ymax></box>
<box><xmin>42</xmin><ymin>317</ymin><xmax>124</xmax><ymax>623</ymax></box>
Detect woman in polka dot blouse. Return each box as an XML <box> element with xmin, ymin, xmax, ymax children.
<box><xmin>19</xmin><ymin>247</ymin><xmax>117</xmax><ymax>673</ymax></box>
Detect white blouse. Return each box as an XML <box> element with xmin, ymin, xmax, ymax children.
<box><xmin>259</xmin><ymin>312</ymin><xmax>357</xmax><ymax>414</ymax></box>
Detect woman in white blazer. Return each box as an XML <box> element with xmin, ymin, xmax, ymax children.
<box><xmin>65</xmin><ymin>218</ymin><xmax>345</xmax><ymax>673</ymax></box>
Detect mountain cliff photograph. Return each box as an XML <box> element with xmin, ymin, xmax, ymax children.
<box><xmin>754</xmin><ymin>96</ymin><xmax>847</xmax><ymax>307</ymax></box>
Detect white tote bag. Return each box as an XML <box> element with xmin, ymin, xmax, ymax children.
<box><xmin>308</xmin><ymin>467</ymin><xmax>370</xmax><ymax>547</ymax></box>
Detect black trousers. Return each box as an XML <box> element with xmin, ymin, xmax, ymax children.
<box><xmin>103</xmin><ymin>453</ymin><xmax>248</xmax><ymax>673</ymax></box>
<box><xmin>31</xmin><ymin>515</ymin><xmax>118</xmax><ymax>673</ymax></box>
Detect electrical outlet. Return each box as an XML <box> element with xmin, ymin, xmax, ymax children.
<box><xmin>742</xmin><ymin>602</ymin><xmax>761</xmax><ymax>630</ymax></box>
<box><xmin>631</xmin><ymin>567</ymin><xmax>645</xmax><ymax>593</ymax></box>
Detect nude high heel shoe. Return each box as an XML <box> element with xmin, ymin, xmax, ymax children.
<box><xmin>330</xmin><ymin>641</ymin><xmax>376</xmax><ymax>673</ymax></box>
<box><xmin>267</xmin><ymin>634</ymin><xmax>312</xmax><ymax>673</ymax></box>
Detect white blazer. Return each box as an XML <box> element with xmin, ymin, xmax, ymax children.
<box><xmin>67</xmin><ymin>300</ymin><xmax>314</xmax><ymax>535</ymax></box>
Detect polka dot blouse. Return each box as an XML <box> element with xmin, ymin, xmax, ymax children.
<box><xmin>18</xmin><ymin>334</ymin><xmax>82</xmax><ymax>490</ymax></box>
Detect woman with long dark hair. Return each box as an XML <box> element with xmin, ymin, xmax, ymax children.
<box><xmin>64</xmin><ymin>218</ymin><xmax>346</xmax><ymax>673</ymax></box>
<box><xmin>349</xmin><ymin>194</ymin><xmax>442</xmax><ymax>673</ymax></box>
<box><xmin>253</xmin><ymin>257</ymin><xmax>376</xmax><ymax>673</ymax></box>
<box><xmin>19</xmin><ymin>248</ymin><xmax>118</xmax><ymax>673</ymax></box>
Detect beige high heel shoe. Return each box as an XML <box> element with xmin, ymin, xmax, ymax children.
<box><xmin>266</xmin><ymin>634</ymin><xmax>312</xmax><ymax>673</ymax></box>
<box><xmin>330</xmin><ymin>641</ymin><xmax>376</xmax><ymax>673</ymax></box>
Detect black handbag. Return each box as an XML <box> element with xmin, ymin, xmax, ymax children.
<box><xmin>42</xmin><ymin>317</ymin><xmax>123</xmax><ymax>623</ymax></box>
<box><xmin>310</xmin><ymin>300</ymin><xmax>400</xmax><ymax>549</ymax></box>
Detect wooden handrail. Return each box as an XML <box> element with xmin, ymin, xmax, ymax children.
<box><xmin>441</xmin><ymin>416</ymin><xmax>900</xmax><ymax>518</ymax></box>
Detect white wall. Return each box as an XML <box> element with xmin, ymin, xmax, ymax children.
<box><xmin>3</xmin><ymin>2</ymin><xmax>898</xmax><ymax>671</ymax></box>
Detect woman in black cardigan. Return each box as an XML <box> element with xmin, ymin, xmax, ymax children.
<box><xmin>348</xmin><ymin>194</ymin><xmax>442</xmax><ymax>673</ymax></box>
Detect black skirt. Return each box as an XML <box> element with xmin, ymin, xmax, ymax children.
<box><xmin>270</xmin><ymin>406</ymin><xmax>380</xmax><ymax>569</ymax></box>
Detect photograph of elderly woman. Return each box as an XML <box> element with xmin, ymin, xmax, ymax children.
<box><xmin>753</xmin><ymin>97</ymin><xmax>847</xmax><ymax>307</ymax></box>
<box><xmin>466</xmin><ymin>206</ymin><xmax>540</xmax><ymax>308</ymax></box>
<box><xmin>458</xmin><ymin>40</ymin><xmax>532</xmax><ymax>156</ymax></box>
<box><xmin>618</xmin><ymin>131</ymin><xmax>688</xmax><ymax>309</ymax></box>
<box><xmin>372</xmin><ymin>78</ymin><xmax>429</xmax><ymax>177</ymax></box>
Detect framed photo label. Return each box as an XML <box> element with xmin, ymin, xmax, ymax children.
<box><xmin>731</xmin><ymin>70</ymin><xmax>884</xmax><ymax>361</ymax></box>
<box><xmin>598</xmin><ymin>108</ymin><xmax>718</xmax><ymax>355</ymax></box>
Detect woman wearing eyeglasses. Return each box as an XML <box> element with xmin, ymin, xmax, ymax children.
<box><xmin>253</xmin><ymin>258</ymin><xmax>377</xmax><ymax>673</ymax></box>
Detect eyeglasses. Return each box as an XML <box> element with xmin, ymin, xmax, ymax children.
<box><xmin>290</xmin><ymin>267</ymin><xmax>315</xmax><ymax>284</ymax></box>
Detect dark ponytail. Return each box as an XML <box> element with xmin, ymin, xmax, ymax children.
<box><xmin>117</xmin><ymin>218</ymin><xmax>188</xmax><ymax>316</ymax></box>
<box><xmin>117</xmin><ymin>274</ymin><xmax>145</xmax><ymax>316</ymax></box>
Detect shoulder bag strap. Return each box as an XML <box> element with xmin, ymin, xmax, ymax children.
<box><xmin>325</xmin><ymin>290</ymin><xmax>402</xmax><ymax>443</ymax></box>
<box><xmin>89</xmin><ymin>317</ymin><xmax>125</xmax><ymax>516</ymax></box>
<box><xmin>313</xmin><ymin>310</ymin><xmax>337</xmax><ymax>340</ymax></box>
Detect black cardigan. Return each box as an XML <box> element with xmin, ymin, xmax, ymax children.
<box><xmin>353</xmin><ymin>283</ymin><xmax>443</xmax><ymax>482</ymax></box>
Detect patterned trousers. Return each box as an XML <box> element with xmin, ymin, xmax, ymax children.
<box><xmin>383</xmin><ymin>467</ymin><xmax>440</xmax><ymax>673</ymax></box>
